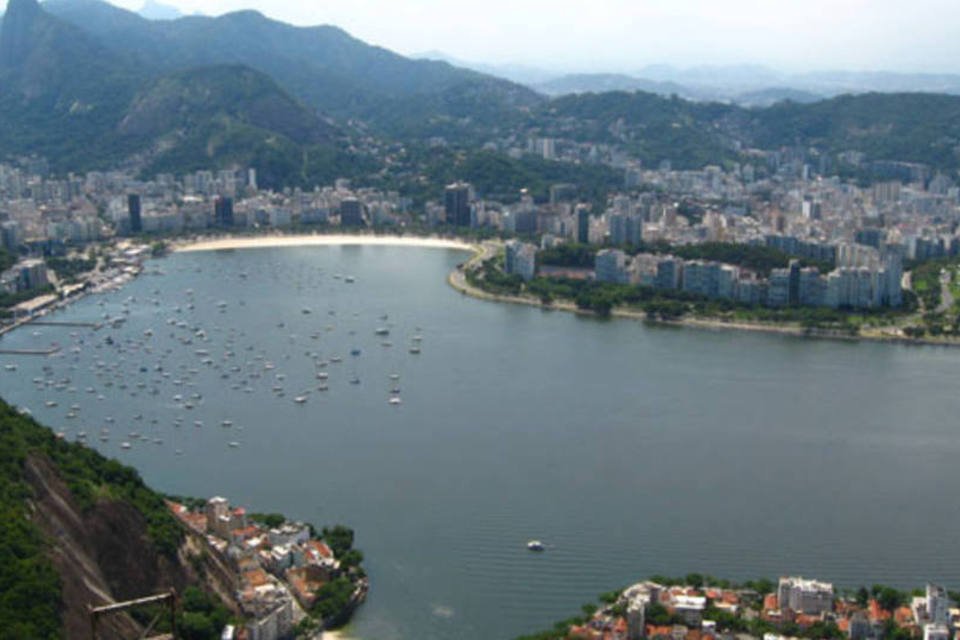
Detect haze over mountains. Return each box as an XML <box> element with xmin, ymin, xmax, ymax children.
<box><xmin>415</xmin><ymin>51</ymin><xmax>960</xmax><ymax>106</ymax></box>
<box><xmin>534</xmin><ymin>66</ymin><xmax>960</xmax><ymax>106</ymax></box>
<box><xmin>2</xmin><ymin>0</ymin><xmax>960</xmax><ymax>193</ymax></box>
<box><xmin>136</xmin><ymin>0</ymin><xmax>182</xmax><ymax>20</ymax></box>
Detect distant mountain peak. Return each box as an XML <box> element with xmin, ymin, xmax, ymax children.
<box><xmin>218</xmin><ymin>8</ymin><xmax>268</xmax><ymax>23</ymax></box>
<box><xmin>6</xmin><ymin>0</ymin><xmax>42</xmax><ymax>15</ymax></box>
<box><xmin>0</xmin><ymin>0</ymin><xmax>44</xmax><ymax>68</ymax></box>
<box><xmin>138</xmin><ymin>0</ymin><xmax>182</xmax><ymax>21</ymax></box>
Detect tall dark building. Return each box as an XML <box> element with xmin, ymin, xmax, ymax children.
<box><xmin>854</xmin><ymin>228</ymin><xmax>884</xmax><ymax>249</ymax></box>
<box><xmin>127</xmin><ymin>194</ymin><xmax>142</xmax><ymax>234</ymax></box>
<box><xmin>576</xmin><ymin>206</ymin><xmax>591</xmax><ymax>244</ymax></box>
<box><xmin>340</xmin><ymin>198</ymin><xmax>365</xmax><ymax>227</ymax></box>
<box><xmin>514</xmin><ymin>210</ymin><xmax>538</xmax><ymax>235</ymax></box>
<box><xmin>788</xmin><ymin>259</ymin><xmax>801</xmax><ymax>305</ymax></box>
<box><xmin>214</xmin><ymin>196</ymin><xmax>234</xmax><ymax>227</ymax></box>
<box><xmin>444</xmin><ymin>182</ymin><xmax>472</xmax><ymax>227</ymax></box>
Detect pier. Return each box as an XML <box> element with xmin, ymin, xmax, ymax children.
<box><xmin>0</xmin><ymin>318</ymin><xmax>102</xmax><ymax>339</ymax></box>
<box><xmin>0</xmin><ymin>347</ymin><xmax>62</xmax><ymax>356</ymax></box>
<box><xmin>28</xmin><ymin>320</ymin><xmax>102</xmax><ymax>329</ymax></box>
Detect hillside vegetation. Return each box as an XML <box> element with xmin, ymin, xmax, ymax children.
<box><xmin>0</xmin><ymin>397</ymin><xmax>195</xmax><ymax>637</ymax></box>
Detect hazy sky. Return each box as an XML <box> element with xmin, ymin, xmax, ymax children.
<box><xmin>11</xmin><ymin>0</ymin><xmax>960</xmax><ymax>73</ymax></box>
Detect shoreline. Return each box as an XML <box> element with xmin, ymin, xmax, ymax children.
<box><xmin>447</xmin><ymin>248</ymin><xmax>960</xmax><ymax>348</ymax></box>
<box><xmin>6</xmin><ymin>231</ymin><xmax>958</xmax><ymax>349</ymax></box>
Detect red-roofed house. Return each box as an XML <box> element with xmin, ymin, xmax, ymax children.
<box><xmin>894</xmin><ymin>607</ymin><xmax>914</xmax><ymax>626</ymax></box>
<box><xmin>306</xmin><ymin>539</ymin><xmax>333</xmax><ymax>560</ymax></box>
<box><xmin>567</xmin><ymin>625</ymin><xmax>600</xmax><ymax>639</ymax></box>
<box><xmin>764</xmin><ymin>594</ymin><xmax>779</xmax><ymax>611</ymax></box>
<box><xmin>231</xmin><ymin>526</ymin><xmax>260</xmax><ymax>545</ymax></box>
<box><xmin>796</xmin><ymin>613</ymin><xmax>821</xmax><ymax>628</ymax></box>
<box><xmin>869</xmin><ymin>600</ymin><xmax>892</xmax><ymax>622</ymax></box>
<box><xmin>243</xmin><ymin>568</ymin><xmax>268</xmax><ymax>588</ymax></box>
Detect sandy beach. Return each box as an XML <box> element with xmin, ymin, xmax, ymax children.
<box><xmin>175</xmin><ymin>233</ymin><xmax>476</xmax><ymax>253</ymax></box>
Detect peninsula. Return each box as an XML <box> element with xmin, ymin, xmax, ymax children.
<box><xmin>449</xmin><ymin>239</ymin><xmax>960</xmax><ymax>347</ymax></box>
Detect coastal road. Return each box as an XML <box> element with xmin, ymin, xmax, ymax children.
<box><xmin>447</xmin><ymin>241</ymin><xmax>497</xmax><ymax>295</ymax></box>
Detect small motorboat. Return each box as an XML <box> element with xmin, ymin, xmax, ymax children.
<box><xmin>527</xmin><ymin>540</ymin><xmax>545</xmax><ymax>552</ymax></box>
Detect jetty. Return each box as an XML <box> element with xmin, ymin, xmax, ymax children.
<box><xmin>28</xmin><ymin>320</ymin><xmax>102</xmax><ymax>329</ymax></box>
<box><xmin>0</xmin><ymin>346</ymin><xmax>62</xmax><ymax>356</ymax></box>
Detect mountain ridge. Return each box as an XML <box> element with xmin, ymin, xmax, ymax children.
<box><xmin>41</xmin><ymin>0</ymin><xmax>543</xmax><ymax>127</ymax></box>
<box><xmin>4</xmin><ymin>0</ymin><xmax>960</xmax><ymax>186</ymax></box>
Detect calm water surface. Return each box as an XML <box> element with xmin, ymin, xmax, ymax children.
<box><xmin>2</xmin><ymin>245</ymin><xmax>959</xmax><ymax>640</ymax></box>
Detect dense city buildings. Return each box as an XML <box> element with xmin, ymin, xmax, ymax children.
<box><xmin>609</xmin><ymin>212</ymin><xmax>644</xmax><ymax>247</ymax></box>
<box><xmin>2</xmin><ymin>149</ymin><xmax>960</xmax><ymax>321</ymax></box>
<box><xmin>167</xmin><ymin>496</ymin><xmax>366</xmax><ymax>640</ymax></box>
<box><xmin>543</xmin><ymin>576</ymin><xmax>960</xmax><ymax>640</ymax></box>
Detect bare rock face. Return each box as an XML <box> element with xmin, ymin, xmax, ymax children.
<box><xmin>23</xmin><ymin>454</ymin><xmax>237</xmax><ymax>640</ymax></box>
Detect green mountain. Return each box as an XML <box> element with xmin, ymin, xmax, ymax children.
<box><xmin>118</xmin><ymin>64</ymin><xmax>349</xmax><ymax>186</ymax></box>
<box><xmin>0</xmin><ymin>0</ymin><xmax>138</xmax><ymax>109</ymax></box>
<box><xmin>0</xmin><ymin>0</ymin><xmax>142</xmax><ymax>167</ymax></box>
<box><xmin>747</xmin><ymin>92</ymin><xmax>960</xmax><ymax>169</ymax></box>
<box><xmin>0</xmin><ymin>0</ymin><xmax>355</xmax><ymax>186</ymax></box>
<box><xmin>42</xmin><ymin>0</ymin><xmax>543</xmax><ymax>134</ymax></box>
<box><xmin>0</xmin><ymin>397</ymin><xmax>237</xmax><ymax>639</ymax></box>
<box><xmin>120</xmin><ymin>65</ymin><xmax>333</xmax><ymax>144</ymax></box>
<box><xmin>530</xmin><ymin>91</ymin><xmax>741</xmax><ymax>170</ymax></box>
